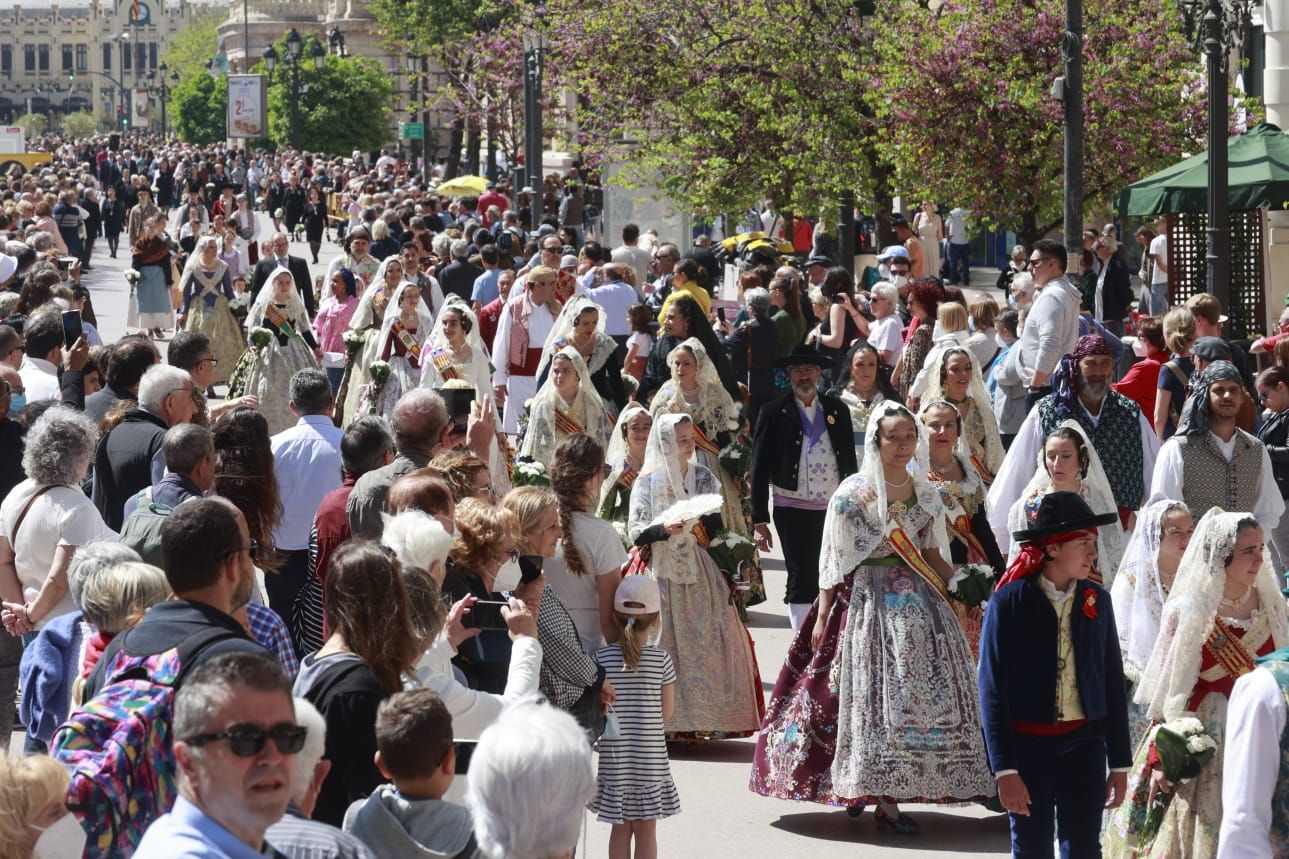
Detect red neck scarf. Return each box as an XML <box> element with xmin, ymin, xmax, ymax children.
<box><xmin>996</xmin><ymin>528</ymin><xmax>1098</xmax><ymax>589</ymax></box>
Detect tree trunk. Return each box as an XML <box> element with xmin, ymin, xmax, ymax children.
<box><xmin>464</xmin><ymin>117</ymin><xmax>482</xmax><ymax>177</ymax></box>
<box><xmin>1016</xmin><ymin>210</ymin><xmax>1042</xmax><ymax>250</ymax></box>
<box><xmin>444</xmin><ymin>113</ymin><xmax>465</xmax><ymax>180</ymax></box>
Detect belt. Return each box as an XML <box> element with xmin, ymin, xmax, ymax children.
<box><xmin>861</xmin><ymin>556</ymin><xmax>903</xmax><ymax>567</ymax></box>
<box><xmin>1011</xmin><ymin>718</ymin><xmax>1089</xmax><ymax>736</ymax></box>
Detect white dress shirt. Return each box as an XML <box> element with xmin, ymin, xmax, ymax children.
<box><xmin>18</xmin><ymin>356</ymin><xmax>61</xmax><ymax>404</ymax></box>
<box><xmin>270</xmin><ymin>415</ymin><xmax>343</xmax><ymax>550</ymax></box>
<box><xmin>1219</xmin><ymin>666</ymin><xmax>1286</xmax><ymax>859</ymax></box>
<box><xmin>1148</xmin><ymin>430</ymin><xmax>1284</xmax><ymax>533</ymax></box>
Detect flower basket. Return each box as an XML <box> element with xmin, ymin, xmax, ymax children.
<box><xmin>946</xmin><ymin>563</ymin><xmax>997</xmax><ymax>610</ymax></box>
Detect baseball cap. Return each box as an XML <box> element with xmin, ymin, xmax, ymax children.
<box><xmin>878</xmin><ymin>245</ymin><xmax>910</xmax><ymax>262</ymax></box>
<box><xmin>614</xmin><ymin>575</ymin><xmax>660</xmax><ymax>615</ymax></box>
<box><xmin>560</xmin><ymin>254</ymin><xmax>578</xmax><ymax>270</ymax></box>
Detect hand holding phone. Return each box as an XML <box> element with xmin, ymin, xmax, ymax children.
<box><xmin>61</xmin><ymin>310</ymin><xmax>83</xmax><ymax>350</ymax></box>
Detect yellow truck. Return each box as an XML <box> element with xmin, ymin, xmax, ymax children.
<box><xmin>0</xmin><ymin>127</ymin><xmax>52</xmax><ymax>176</ymax></box>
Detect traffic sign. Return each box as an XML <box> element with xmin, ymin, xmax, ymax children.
<box><xmin>399</xmin><ymin>122</ymin><xmax>424</xmax><ymax>140</ymax></box>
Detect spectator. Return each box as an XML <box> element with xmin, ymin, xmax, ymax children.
<box><xmin>864</xmin><ymin>282</ymin><xmax>903</xmax><ymax>368</ymax></box>
<box><xmin>270</xmin><ymin>369</ymin><xmax>343</xmax><ymax>626</ymax></box>
<box><xmin>1015</xmin><ymin>239</ymin><xmax>1082</xmax><ymax>407</ymax></box>
<box><xmin>293</xmin><ymin>542</ymin><xmax>421</xmax><ymax>826</ymax></box>
<box><xmin>1257</xmin><ymin>365</ymin><xmax>1289</xmax><ymax>569</ymax></box>
<box><xmin>719</xmin><ymin>286</ymin><xmax>778</xmax><ymax>428</ymax></box>
<box><xmin>964</xmin><ymin>298</ymin><xmax>1001</xmax><ymax>373</ymax></box>
<box><xmin>1112</xmin><ymin>316</ymin><xmax>1169</xmax><ymax>425</ymax></box>
<box><xmin>343</xmin><ymin>689</ymin><xmax>480</xmax><ymax>857</ymax></box>
<box><xmin>895</xmin><ymin>278</ymin><xmax>942</xmax><ymax>401</ymax></box>
<box><xmin>83</xmin><ymin>498</ymin><xmax>273</xmax><ymax>701</ymax></box>
<box><xmin>440</xmin><ymin>240</ymin><xmax>484</xmax><ymax>304</ymax></box>
<box><xmin>465</xmin><ymin>702</ymin><xmax>596</xmax><ymax>859</ymax></box>
<box><xmin>385</xmin><ymin>470</ymin><xmax>456</xmax><ymax>527</ymax></box>
<box><xmin>586</xmin><ymin>263</ymin><xmax>639</xmax><ymax>345</ymax></box>
<box><xmin>168</xmin><ymin>330</ymin><xmax>258</xmax><ymax>427</ymax></box>
<box><xmin>17</xmin><ymin>311</ymin><xmax>86</xmax><ymax>406</ymax></box>
<box><xmin>1155</xmin><ymin>306</ymin><xmax>1197</xmax><ymax>440</ymax></box>
<box><xmin>0</xmin><ymin>364</ymin><xmax>26</xmax><ymax>500</ymax></box>
<box><xmin>428</xmin><ymin>450</ymin><xmax>493</xmax><ymax>504</ymax></box>
<box><xmin>84</xmin><ymin>334</ymin><xmax>159</xmax><ymax>424</ymax></box>
<box><xmin>989</xmin><ymin>310</ymin><xmax>1027</xmax><ymax>448</ymax></box>
<box><xmin>75</xmin><ymin>554</ymin><xmax>166</xmax><ymax>681</ymax></box>
<box><xmin>92</xmin><ymin>364</ymin><xmax>195</xmax><ymax>531</ymax></box>
<box><xmin>657</xmin><ymin>259</ymin><xmax>712</xmax><ymax>320</ymax></box>
<box><xmin>471</xmin><ymin>244</ymin><xmax>503</xmax><ymax>313</ymax></box>
<box><xmin>265</xmin><ymin>697</ymin><xmax>375</xmax><ymax>859</ymax></box>
<box><xmin>0</xmin><ymin>753</ymin><xmax>78</xmax><ymax>859</ymax></box>
<box><xmin>611</xmin><ymin>223</ymin><xmax>653</xmax><ymax>288</ymax></box>
<box><xmin>153</xmin><ymin>423</ymin><xmax>216</xmax><ymax>509</ymax></box>
<box><xmin>213</xmin><ymin>407</ymin><xmax>283</xmax><ymax>582</ymax></box>
<box><xmin>134</xmin><ymin>653</ymin><xmax>303</xmax><ymax>857</ymax></box>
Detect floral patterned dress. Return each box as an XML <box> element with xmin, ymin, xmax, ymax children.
<box><xmin>751</xmin><ymin>477</ymin><xmax>993</xmax><ymax>805</ymax></box>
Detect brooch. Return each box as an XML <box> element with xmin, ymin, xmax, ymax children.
<box><xmin>826</xmin><ymin>414</ymin><xmax>835</xmax><ymax>425</ymax></box>
<box><xmin>1082</xmin><ymin>590</ymin><xmax>1098</xmax><ymax>620</ymax></box>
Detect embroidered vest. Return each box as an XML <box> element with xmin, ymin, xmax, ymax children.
<box><xmin>1174</xmin><ymin>430</ymin><xmax>1263</xmax><ymax>523</ymax></box>
<box><xmin>1258</xmin><ymin>654</ymin><xmax>1289</xmax><ymax>855</ymax></box>
<box><xmin>1038</xmin><ymin>391</ymin><xmax>1143</xmax><ymax>509</ymax></box>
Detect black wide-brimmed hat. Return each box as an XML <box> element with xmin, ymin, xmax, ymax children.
<box><xmin>1011</xmin><ymin>491</ymin><xmax>1118</xmax><ymax>544</ymax></box>
<box><xmin>775</xmin><ymin>345</ymin><xmax>833</xmax><ymax>370</ymax></box>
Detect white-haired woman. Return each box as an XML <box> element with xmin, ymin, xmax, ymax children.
<box><xmin>1104</xmin><ymin>509</ymin><xmax>1288</xmax><ymax>858</ymax></box>
<box><xmin>176</xmin><ymin>235</ymin><xmax>241</xmax><ymax>387</ymax></box>
<box><xmin>466</xmin><ymin>702</ymin><xmax>597</xmax><ymax>859</ymax></box>
<box><xmin>0</xmin><ymin>406</ymin><xmax>116</xmax><ymax>751</ymax></box>
<box><xmin>236</xmin><ymin>267</ymin><xmax>320</xmax><ymax>435</ymax></box>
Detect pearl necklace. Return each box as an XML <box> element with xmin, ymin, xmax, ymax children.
<box><xmin>885</xmin><ymin>472</ymin><xmax>912</xmax><ymax>489</ymax></box>
<box><xmin>1220</xmin><ymin>585</ymin><xmax>1254</xmax><ymax>610</ymax></box>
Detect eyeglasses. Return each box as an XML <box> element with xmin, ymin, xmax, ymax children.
<box><xmin>197</xmin><ymin>357</ymin><xmax>218</xmax><ymax>368</ymax></box>
<box><xmin>542</xmin><ymin>245</ymin><xmax>561</xmax><ymax>253</ymax></box>
<box><xmin>1028</xmin><ymin>257</ymin><xmax>1051</xmax><ymax>267</ymax></box>
<box><xmin>223</xmin><ymin>539</ymin><xmax>258</xmax><ymax>561</ymax></box>
<box><xmin>183</xmin><ymin>722</ymin><xmax>308</xmax><ymax>757</ymax></box>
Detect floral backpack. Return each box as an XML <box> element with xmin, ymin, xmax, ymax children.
<box><xmin>51</xmin><ymin>625</ymin><xmax>238</xmax><ymax>859</ymax></box>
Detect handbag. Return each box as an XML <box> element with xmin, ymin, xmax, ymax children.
<box><xmin>568</xmin><ymin>664</ymin><xmax>607</xmax><ymax>740</ymax></box>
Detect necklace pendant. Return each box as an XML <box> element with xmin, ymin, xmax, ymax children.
<box><xmin>888</xmin><ymin>500</ymin><xmax>908</xmax><ymax>516</ymax></box>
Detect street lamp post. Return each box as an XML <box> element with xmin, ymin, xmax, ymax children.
<box><xmin>521</xmin><ymin>30</ymin><xmax>547</xmax><ymax>189</ymax></box>
<box><xmin>1179</xmin><ymin>0</ymin><xmax>1254</xmax><ymax>312</ymax></box>
<box><xmin>147</xmin><ymin>62</ymin><xmax>178</xmax><ymax>140</ymax></box>
<box><xmin>1061</xmin><ymin>0</ymin><xmax>1083</xmax><ymax>281</ymax></box>
<box><xmin>404</xmin><ymin>48</ymin><xmax>432</xmax><ymax>187</ymax></box>
<box><xmin>262</xmin><ymin>29</ymin><xmax>326</xmax><ymax>151</ymax></box>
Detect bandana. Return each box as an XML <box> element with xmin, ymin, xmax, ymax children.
<box><xmin>1051</xmin><ymin>335</ymin><xmax>1111</xmax><ymax>421</ymax></box>
<box><xmin>1176</xmin><ymin>359</ymin><xmax>1242</xmax><ymax>437</ymax></box>
<box><xmin>996</xmin><ymin>528</ymin><xmax>1098</xmax><ymax>588</ymax></box>
<box><xmin>338</xmin><ymin>267</ymin><xmax>357</xmax><ymax>297</ymax></box>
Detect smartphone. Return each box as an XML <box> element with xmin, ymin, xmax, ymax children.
<box><xmin>56</xmin><ymin>256</ymin><xmax>77</xmax><ymax>272</ymax></box>
<box><xmin>464</xmin><ymin>599</ymin><xmax>510</xmax><ymax>631</ymax></box>
<box><xmin>716</xmin><ymin>306</ymin><xmax>727</xmax><ymax>323</ymax></box>
<box><xmin>438</xmin><ymin>386</ymin><xmax>476</xmax><ymax>434</ymax></box>
<box><xmin>61</xmin><ymin>310</ymin><xmax>82</xmax><ymax>349</ymax></box>
<box><xmin>519</xmin><ymin>555</ymin><xmax>543</xmax><ymax>584</ymax></box>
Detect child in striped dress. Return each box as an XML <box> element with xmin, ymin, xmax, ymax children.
<box><xmin>592</xmin><ymin>575</ymin><xmax>680</xmax><ymax>858</ymax></box>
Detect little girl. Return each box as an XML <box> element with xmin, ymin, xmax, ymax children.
<box><xmin>624</xmin><ymin>304</ymin><xmax>654</xmax><ymax>382</ymax></box>
<box><xmin>592</xmin><ymin>575</ymin><xmax>679</xmax><ymax>859</ymax></box>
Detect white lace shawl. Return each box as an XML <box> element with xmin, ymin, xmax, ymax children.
<box><xmin>1110</xmin><ymin>499</ymin><xmax>1190</xmax><ymax>677</ymax></box>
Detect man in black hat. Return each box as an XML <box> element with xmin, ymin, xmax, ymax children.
<box><xmin>979</xmin><ymin>491</ymin><xmax>1131</xmax><ymax>858</ymax></box>
<box><xmin>805</xmin><ymin>254</ymin><xmax>832</xmax><ymax>289</ymax></box>
<box><xmin>749</xmin><ymin>345</ymin><xmax>857</xmax><ymax>630</ymax></box>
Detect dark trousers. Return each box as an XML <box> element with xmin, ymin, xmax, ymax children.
<box><xmin>1024</xmin><ymin>386</ymin><xmax>1052</xmax><ymax>413</ymax></box>
<box><xmin>772</xmin><ymin>505</ymin><xmax>828</xmax><ymax>604</ymax></box>
<box><xmin>266</xmin><ymin>549</ymin><xmax>310</xmax><ymax>652</ymax></box>
<box><xmin>1008</xmin><ymin>723</ymin><xmax>1108</xmax><ymax>858</ymax></box>
<box><xmin>947</xmin><ymin>242</ymin><xmax>970</xmax><ymax>285</ymax></box>
<box><xmin>106</xmin><ymin>233</ymin><xmax>120</xmax><ymax>257</ymax></box>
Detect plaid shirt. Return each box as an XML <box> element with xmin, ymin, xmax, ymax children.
<box><xmin>247</xmin><ymin>602</ymin><xmax>299</xmax><ymax>676</ymax></box>
<box><xmin>536</xmin><ymin>586</ymin><xmax>600</xmax><ymax>709</ymax></box>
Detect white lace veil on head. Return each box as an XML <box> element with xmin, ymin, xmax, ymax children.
<box><xmin>1111</xmin><ymin>499</ymin><xmax>1190</xmax><ymax>676</ymax></box>
<box><xmin>606</xmin><ymin>400</ymin><xmax>650</xmax><ymax>468</ymax></box>
<box><xmin>376</xmin><ymin>281</ymin><xmax>434</xmax><ymax>348</ymax></box>
<box><xmin>519</xmin><ymin>345</ymin><xmax>613</xmax><ymax>462</ymax></box>
<box><xmin>654</xmin><ymin>337</ymin><xmax>739</xmax><ymax>432</ymax></box>
<box><xmin>249</xmin><ymin>265</ymin><xmax>308</xmax><ymax>326</ymax></box>
<box><xmin>632</xmin><ymin>411</ymin><xmax>709</xmax><ymax>585</ymax></box>
<box><xmin>920</xmin><ymin>345</ymin><xmax>1005</xmax><ymax>475</ymax></box>
<box><xmin>535</xmin><ymin>294</ymin><xmax>609</xmax><ymax>381</ymax></box>
<box><xmin>184</xmin><ymin>235</ymin><xmax>221</xmax><ymax>274</ymax></box>
<box><xmin>1134</xmin><ymin>507</ymin><xmax>1289</xmax><ymax>721</ymax></box>
<box><xmin>427</xmin><ymin>294</ymin><xmax>485</xmax><ymax>359</ymax></box>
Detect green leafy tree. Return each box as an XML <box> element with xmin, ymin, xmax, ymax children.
<box><xmin>15</xmin><ymin>113</ymin><xmax>48</xmax><ymax>138</ymax></box>
<box><xmin>161</xmin><ymin>15</ymin><xmax>222</xmax><ymax>84</ymax></box>
<box><xmin>61</xmin><ymin>111</ymin><xmax>96</xmax><ymax>138</ymax></box>
<box><xmin>252</xmin><ymin>34</ymin><xmax>393</xmax><ymax>155</ymax></box>
<box><xmin>173</xmin><ymin>73</ymin><xmax>228</xmax><ymax>145</ymax></box>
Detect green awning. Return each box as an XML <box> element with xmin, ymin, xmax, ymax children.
<box><xmin>1118</xmin><ymin>122</ymin><xmax>1289</xmax><ymax>216</ymax></box>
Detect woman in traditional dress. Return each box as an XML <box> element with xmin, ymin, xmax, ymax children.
<box><xmin>239</xmin><ymin>266</ymin><xmax>320</xmax><ymax>435</ymax></box>
<box><xmin>650</xmin><ymin>337</ymin><xmax>764</xmax><ymax>606</ymax></box>
<box><xmin>918</xmin><ymin>345</ymin><xmax>1005</xmax><ymax>485</ymax></box>
<box><xmin>832</xmin><ymin>340</ymin><xmax>901</xmax><ymax>468</ymax></box>
<box><xmin>913</xmin><ymin>201</ymin><xmax>944</xmax><ymax>279</ymax></box>
<box><xmin>176</xmin><ymin>235</ymin><xmax>241</xmax><ymax>388</ymax></box>
<box><xmin>534</xmin><ymin>295</ymin><xmax>627</xmax><ymax>416</ymax></box>
<box><xmin>1005</xmin><ymin>422</ymin><xmax>1127</xmax><ymax>583</ymax></box>
<box><xmin>339</xmin><ymin>256</ymin><xmax>406</xmax><ymax>425</ymax></box>
<box><xmin>518</xmin><ymin>346</ymin><xmax>612</xmax><ymax>470</ymax></box>
<box><xmin>130</xmin><ymin>213</ymin><xmax>174</xmax><ymax>339</ymax></box>
<box><xmin>751</xmin><ymin>403</ymin><xmax>993</xmax><ymax>831</ymax></box>
<box><xmin>1110</xmin><ymin>499</ymin><xmax>1194</xmax><ymax>747</ymax></box>
<box><xmin>358</xmin><ymin>281</ymin><xmax>432</xmax><ymax>419</ymax></box>
<box><xmin>628</xmin><ymin>412</ymin><xmax>762</xmax><ymax>738</ymax></box>
<box><xmin>599</xmin><ymin>402</ymin><xmax>652</xmax><ymax>549</ymax></box>
<box><xmin>1103</xmin><ymin>509</ymin><xmax>1288</xmax><ymax>858</ymax></box>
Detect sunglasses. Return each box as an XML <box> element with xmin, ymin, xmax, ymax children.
<box><xmin>1028</xmin><ymin>257</ymin><xmax>1050</xmax><ymax>267</ymax></box>
<box><xmin>183</xmin><ymin>722</ymin><xmax>307</xmax><ymax>757</ymax></box>
<box><xmin>223</xmin><ymin>539</ymin><xmax>258</xmax><ymax>561</ymax></box>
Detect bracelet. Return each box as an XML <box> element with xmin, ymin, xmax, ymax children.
<box><xmin>22</xmin><ymin>604</ymin><xmax>33</xmax><ymax>625</ymax></box>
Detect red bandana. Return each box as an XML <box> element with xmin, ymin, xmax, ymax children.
<box><xmin>995</xmin><ymin>528</ymin><xmax>1098</xmax><ymax>589</ymax></box>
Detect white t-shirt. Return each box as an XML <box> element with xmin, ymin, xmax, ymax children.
<box><xmin>627</xmin><ymin>331</ymin><xmax>653</xmax><ymax>357</ymax></box>
<box><xmin>543</xmin><ymin>511</ymin><xmax>627</xmax><ymax>654</ymax></box>
<box><xmin>867</xmin><ymin>314</ymin><xmax>904</xmax><ymax>363</ymax></box>
<box><xmin>0</xmin><ymin>479</ymin><xmax>117</xmax><ymax>628</ymax></box>
<box><xmin>1149</xmin><ymin>234</ymin><xmax>1168</xmax><ymax>285</ymax></box>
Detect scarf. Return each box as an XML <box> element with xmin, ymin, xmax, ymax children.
<box><xmin>132</xmin><ymin>235</ymin><xmax>169</xmax><ymax>264</ymax></box>
<box><xmin>996</xmin><ymin>528</ymin><xmax>1098</xmax><ymax>588</ymax></box>
<box><xmin>1176</xmin><ymin>360</ymin><xmax>1242</xmax><ymax>437</ymax></box>
<box><xmin>797</xmin><ymin>398</ymin><xmax>826</xmax><ymax>450</ymax></box>
<box><xmin>1051</xmin><ymin>334</ymin><xmax>1111</xmax><ymax>421</ymax></box>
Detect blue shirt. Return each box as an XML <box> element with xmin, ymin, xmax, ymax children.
<box><xmin>471</xmin><ymin>268</ymin><xmax>501</xmax><ymax>305</ymax></box>
<box><xmin>134</xmin><ymin>795</ymin><xmax>282</xmax><ymax>859</ymax></box>
<box><xmin>270</xmin><ymin>415</ymin><xmax>343</xmax><ymax>551</ymax></box>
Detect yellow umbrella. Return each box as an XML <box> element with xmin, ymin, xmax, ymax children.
<box><xmin>434</xmin><ymin>175</ymin><xmax>489</xmax><ymax>197</ymax></box>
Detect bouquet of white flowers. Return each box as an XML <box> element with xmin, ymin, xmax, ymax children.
<box><xmin>946</xmin><ymin>563</ymin><xmax>997</xmax><ymax>609</ymax></box>
<box><xmin>1121</xmin><ymin>717</ymin><xmax>1218</xmax><ymax>850</ymax></box>
<box><xmin>123</xmin><ymin>268</ymin><xmax>141</xmax><ymax>285</ymax></box>
<box><xmin>706</xmin><ymin>530</ymin><xmax>756</xmax><ymax>597</ymax></box>
<box><xmin>512</xmin><ymin>459</ymin><xmax>551</xmax><ymax>488</ymax></box>
<box><xmin>248</xmin><ymin>326</ymin><xmax>274</xmax><ymax>350</ymax></box>
<box><xmin>719</xmin><ymin>441</ymin><xmax>751</xmax><ymax>480</ymax></box>
<box><xmin>341</xmin><ymin>328</ymin><xmax>366</xmax><ymax>359</ymax></box>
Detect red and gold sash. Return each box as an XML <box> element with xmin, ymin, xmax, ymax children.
<box><xmin>430</xmin><ymin>348</ymin><xmax>458</xmax><ymax>380</ymax></box>
<box><xmin>950</xmin><ymin>512</ymin><xmax>990</xmax><ymax>561</ymax></box>
<box><xmin>970</xmin><ymin>453</ymin><xmax>996</xmax><ymax>485</ymax></box>
<box><xmin>264</xmin><ymin>302</ymin><xmax>293</xmax><ymax>334</ymax></box>
<box><xmin>554</xmin><ymin>408</ymin><xmax>584</xmax><ymax>436</ymax></box>
<box><xmin>392</xmin><ymin>321</ymin><xmax>422</xmax><ymax>361</ymax></box>
<box><xmin>1204</xmin><ymin>616</ymin><xmax>1258</xmax><ymax>681</ymax></box>
<box><xmin>692</xmin><ymin>421</ymin><xmax>721</xmax><ymax>456</ymax></box>
<box><xmin>887</xmin><ymin>521</ymin><xmax>949</xmax><ymax>601</ymax></box>
<box><xmin>617</xmin><ymin>465</ymin><xmax>639</xmax><ymax>490</ymax></box>
<box><xmin>691</xmin><ymin>519</ymin><xmax>712</xmax><ymax>550</ymax></box>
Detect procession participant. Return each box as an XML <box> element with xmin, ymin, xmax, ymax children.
<box><xmin>752</xmin><ymin>403</ymin><xmax>993</xmax><ymax>831</ymax></box>
<box><xmin>628</xmin><ymin>413</ymin><xmax>762</xmax><ymax>739</ymax></box>
<box><xmin>1104</xmin><ymin>509</ymin><xmax>1288</xmax><ymax>858</ymax></box>
<box><xmin>1217</xmin><ymin>645</ymin><xmax>1289</xmax><ymax>857</ymax></box>
<box><xmin>749</xmin><ymin>345</ymin><xmax>856</xmax><ymax>631</ymax></box>
<box><xmin>978</xmin><ymin>491</ymin><xmax>1131</xmax><ymax>857</ymax></box>
<box><xmin>637</xmin><ymin>295</ymin><xmax>740</xmax><ymax>406</ymax></box>
<box><xmin>325</xmin><ymin>226</ymin><xmax>380</xmax><ymax>290</ymax></box>
<box><xmin>176</xmin><ymin>236</ymin><xmax>241</xmax><ymax>387</ymax></box>
<box><xmin>598</xmin><ymin>402</ymin><xmax>652</xmax><ymax>548</ymax></box>
<box><xmin>831</xmin><ymin>339</ymin><xmax>902</xmax><ymax>468</ymax></box>
<box><xmin>919</xmin><ymin>345</ymin><xmax>1005</xmax><ymax>485</ymax></box>
<box><xmin>338</xmin><ymin>256</ymin><xmax>408</xmax><ymax>425</ymax></box>
<box><xmin>125</xmin><ymin>185</ymin><xmax>160</xmax><ymax>248</ymax></box>
<box><xmin>517</xmin><ymin>346</ymin><xmax>612</xmax><ymax>470</ymax></box>
<box><xmin>237</xmin><ymin>267</ymin><xmax>320</xmax><ymax>435</ymax></box>
<box><xmin>989</xmin><ymin>334</ymin><xmax>1158</xmax><ymax>539</ymax></box>
<box><xmin>1149</xmin><ymin>360</ymin><xmax>1283</xmax><ymax>535</ymax></box>
<box><xmin>130</xmin><ymin>214</ymin><xmax>175</xmax><ymax>340</ymax></box>
<box><xmin>357</xmin><ymin>282</ymin><xmax>433</xmax><ymax>420</ymax></box>
<box><xmin>491</xmin><ymin>265</ymin><xmax>562</xmax><ymax>435</ymax></box>
<box><xmin>533</xmin><ymin>295</ymin><xmax>627</xmax><ymax>415</ymax></box>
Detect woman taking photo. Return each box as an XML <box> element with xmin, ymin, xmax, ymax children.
<box><xmin>833</xmin><ymin>340</ymin><xmax>902</xmax><ymax>467</ymax></box>
<box><xmin>518</xmin><ymin>346</ymin><xmax>612</xmax><ymax>470</ymax></box>
<box><xmin>752</xmin><ymin>404</ymin><xmax>992</xmax><ymax>831</ymax></box>
<box><xmin>599</xmin><ymin>403</ymin><xmax>652</xmax><ymax>548</ymax></box>
<box><xmin>1104</xmin><ymin>510</ymin><xmax>1288</xmax><ymax>858</ymax></box>
<box><xmin>176</xmin><ymin>236</ymin><xmax>241</xmax><ymax>388</ymax></box>
<box><xmin>534</xmin><ymin>296</ymin><xmax>627</xmax><ymax>414</ymax></box>
<box><xmin>294</xmin><ymin>541</ymin><xmax>422</xmax><ymax>826</ymax></box>
<box><xmin>807</xmin><ymin>267</ymin><xmax>866</xmax><ymax>386</ymax></box>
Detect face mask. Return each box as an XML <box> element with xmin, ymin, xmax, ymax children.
<box><xmin>1132</xmin><ymin>338</ymin><xmax>1149</xmax><ymax>358</ymax></box>
<box><xmin>32</xmin><ymin>814</ymin><xmax>87</xmax><ymax>859</ymax></box>
<box><xmin>7</xmin><ymin>392</ymin><xmax>25</xmax><ymax>418</ymax></box>
<box><xmin>1008</xmin><ymin>294</ymin><xmax>1018</xmax><ymax>310</ymax></box>
<box><xmin>967</xmin><ymin>318</ymin><xmax>976</xmax><ymax>333</ymax></box>
<box><xmin>995</xmin><ymin>333</ymin><xmax>1009</xmax><ymax>349</ymax></box>
<box><xmin>891</xmin><ymin>274</ymin><xmax>908</xmax><ymax>289</ymax></box>
<box><xmin>493</xmin><ymin>558</ymin><xmax>522</xmax><ymax>592</ymax></box>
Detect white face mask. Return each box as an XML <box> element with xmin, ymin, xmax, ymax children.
<box><xmin>32</xmin><ymin>814</ymin><xmax>87</xmax><ymax>859</ymax></box>
<box><xmin>1132</xmin><ymin>338</ymin><xmax>1149</xmax><ymax>358</ymax></box>
<box><xmin>493</xmin><ymin>558</ymin><xmax>522</xmax><ymax>592</ymax></box>
<box><xmin>995</xmin><ymin>333</ymin><xmax>1009</xmax><ymax>349</ymax></box>
<box><xmin>891</xmin><ymin>274</ymin><xmax>908</xmax><ymax>289</ymax></box>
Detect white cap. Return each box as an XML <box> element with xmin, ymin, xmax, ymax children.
<box><xmin>0</xmin><ymin>254</ymin><xmax>16</xmax><ymax>284</ymax></box>
<box><xmin>614</xmin><ymin>575</ymin><xmax>660</xmax><ymax>615</ymax></box>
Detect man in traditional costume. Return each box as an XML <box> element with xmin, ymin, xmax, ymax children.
<box><xmin>1219</xmin><ymin>647</ymin><xmax>1289</xmax><ymax>857</ymax></box>
<box><xmin>491</xmin><ymin>265</ymin><xmax>562</xmax><ymax>434</ymax></box>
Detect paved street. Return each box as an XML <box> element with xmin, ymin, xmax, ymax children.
<box><xmin>27</xmin><ymin>219</ymin><xmax>1014</xmax><ymax>856</ymax></box>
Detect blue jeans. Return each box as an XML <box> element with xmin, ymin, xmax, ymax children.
<box><xmin>947</xmin><ymin>242</ymin><xmax>970</xmax><ymax>284</ymax></box>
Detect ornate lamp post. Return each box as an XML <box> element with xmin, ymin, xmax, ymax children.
<box><xmin>147</xmin><ymin>62</ymin><xmax>178</xmax><ymax>139</ymax></box>
<box><xmin>262</xmin><ymin>29</ymin><xmax>326</xmax><ymax>151</ymax></box>
<box><xmin>521</xmin><ymin>29</ymin><xmax>547</xmax><ymax>192</ymax></box>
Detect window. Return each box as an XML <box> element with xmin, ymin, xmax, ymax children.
<box><xmin>1</xmin><ymin>45</ymin><xmax>11</xmax><ymax>77</ymax></box>
<box><xmin>122</xmin><ymin>42</ymin><xmax>131</xmax><ymax>72</ymax></box>
<box><xmin>135</xmin><ymin>42</ymin><xmax>146</xmax><ymax>73</ymax></box>
<box><xmin>61</xmin><ymin>45</ymin><xmax>72</xmax><ymax>73</ymax></box>
<box><xmin>37</xmin><ymin>44</ymin><xmax>48</xmax><ymax>73</ymax></box>
<box><xmin>102</xmin><ymin>43</ymin><xmax>111</xmax><ymax>71</ymax></box>
<box><xmin>148</xmin><ymin>43</ymin><xmax>157</xmax><ymax>70</ymax></box>
<box><xmin>24</xmin><ymin>45</ymin><xmax>34</xmax><ymax>74</ymax></box>
<box><xmin>76</xmin><ymin>45</ymin><xmax>87</xmax><ymax>72</ymax></box>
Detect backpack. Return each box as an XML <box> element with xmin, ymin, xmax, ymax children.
<box><xmin>51</xmin><ymin>625</ymin><xmax>239</xmax><ymax>859</ymax></box>
<box><xmin>117</xmin><ymin>499</ymin><xmax>172</xmax><ymax>567</ymax></box>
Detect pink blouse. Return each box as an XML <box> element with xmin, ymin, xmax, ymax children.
<box><xmin>314</xmin><ymin>294</ymin><xmax>359</xmax><ymax>353</ymax></box>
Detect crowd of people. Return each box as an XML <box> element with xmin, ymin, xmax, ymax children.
<box><xmin>0</xmin><ymin>129</ymin><xmax>1287</xmax><ymax>859</ymax></box>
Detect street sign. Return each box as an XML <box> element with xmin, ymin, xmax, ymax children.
<box><xmin>399</xmin><ymin>122</ymin><xmax>424</xmax><ymax>140</ymax></box>
<box><xmin>227</xmin><ymin>75</ymin><xmax>267</xmax><ymax>139</ymax></box>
